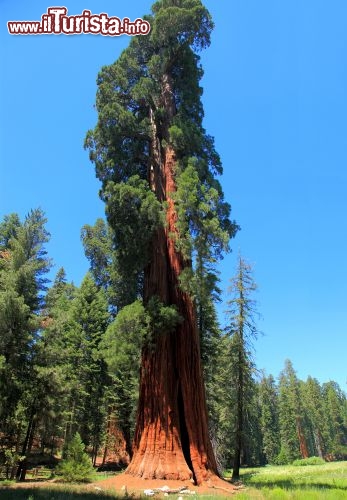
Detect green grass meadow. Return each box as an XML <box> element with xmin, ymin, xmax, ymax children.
<box><xmin>235</xmin><ymin>461</ymin><xmax>347</xmax><ymax>499</ymax></box>
<box><xmin>0</xmin><ymin>484</ymin><xmax>131</xmax><ymax>500</ymax></box>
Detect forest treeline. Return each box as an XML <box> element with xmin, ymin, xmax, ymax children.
<box><xmin>0</xmin><ymin>209</ymin><xmax>346</xmax><ymax>479</ymax></box>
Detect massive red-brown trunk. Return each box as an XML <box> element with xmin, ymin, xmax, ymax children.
<box><xmin>296</xmin><ymin>416</ymin><xmax>309</xmax><ymax>459</ymax></box>
<box><xmin>99</xmin><ymin>406</ymin><xmax>130</xmax><ymax>468</ymax></box>
<box><xmin>126</xmin><ymin>76</ymin><xmax>218</xmax><ymax>484</ymax></box>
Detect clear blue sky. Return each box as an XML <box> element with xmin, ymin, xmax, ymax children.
<box><xmin>1</xmin><ymin>0</ymin><xmax>347</xmax><ymax>390</ymax></box>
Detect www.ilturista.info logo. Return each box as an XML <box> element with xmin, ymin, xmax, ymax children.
<box><xmin>7</xmin><ymin>7</ymin><xmax>151</xmax><ymax>36</ymax></box>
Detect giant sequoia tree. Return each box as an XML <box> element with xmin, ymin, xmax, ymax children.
<box><xmin>86</xmin><ymin>0</ymin><xmax>237</xmax><ymax>484</ymax></box>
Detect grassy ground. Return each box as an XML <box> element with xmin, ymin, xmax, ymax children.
<box><xmin>0</xmin><ymin>484</ymin><xmax>133</xmax><ymax>500</ymax></box>
<box><xmin>233</xmin><ymin>461</ymin><xmax>347</xmax><ymax>499</ymax></box>
<box><xmin>0</xmin><ymin>462</ymin><xmax>346</xmax><ymax>499</ymax></box>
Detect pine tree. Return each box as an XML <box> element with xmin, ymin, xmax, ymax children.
<box><xmin>38</xmin><ymin>268</ymin><xmax>78</xmax><ymax>450</ymax></box>
<box><xmin>322</xmin><ymin>381</ymin><xmax>347</xmax><ymax>459</ymax></box>
<box><xmin>259</xmin><ymin>374</ymin><xmax>280</xmax><ymax>464</ymax></box>
<box><xmin>190</xmin><ymin>254</ymin><xmax>225</xmax><ymax>468</ymax></box>
<box><xmin>0</xmin><ymin>210</ymin><xmax>51</xmax><ymax>454</ymax></box>
<box><xmin>243</xmin><ymin>379</ymin><xmax>263</xmax><ymax>467</ymax></box>
<box><xmin>85</xmin><ymin>0</ymin><xmax>238</xmax><ymax>484</ymax></box>
<box><xmin>82</xmin><ymin>220</ymin><xmax>139</xmax><ymax>462</ymax></box>
<box><xmin>81</xmin><ymin>219</ymin><xmax>119</xmax><ymax>312</ymax></box>
<box><xmin>70</xmin><ymin>273</ymin><xmax>110</xmax><ymax>463</ymax></box>
<box><xmin>277</xmin><ymin>360</ymin><xmax>308</xmax><ymax>464</ymax></box>
<box><xmin>100</xmin><ymin>300</ymin><xmax>147</xmax><ymax>460</ymax></box>
<box><xmin>301</xmin><ymin>377</ymin><xmax>327</xmax><ymax>458</ymax></box>
<box><xmin>57</xmin><ymin>432</ymin><xmax>94</xmax><ymax>482</ymax></box>
<box><xmin>224</xmin><ymin>256</ymin><xmax>259</xmax><ymax>480</ymax></box>
<box><xmin>38</xmin><ymin>270</ymin><xmax>111</xmax><ymax>464</ymax></box>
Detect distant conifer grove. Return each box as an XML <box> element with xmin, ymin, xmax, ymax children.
<box><xmin>0</xmin><ymin>210</ymin><xmax>346</xmax><ymax>481</ymax></box>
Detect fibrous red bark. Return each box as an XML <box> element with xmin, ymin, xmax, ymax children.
<box><xmin>99</xmin><ymin>407</ymin><xmax>130</xmax><ymax>468</ymax></box>
<box><xmin>296</xmin><ymin>416</ymin><xmax>309</xmax><ymax>459</ymax></box>
<box><xmin>126</xmin><ymin>78</ymin><xmax>219</xmax><ymax>482</ymax></box>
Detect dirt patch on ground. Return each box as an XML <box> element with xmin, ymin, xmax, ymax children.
<box><xmin>9</xmin><ymin>473</ymin><xmax>240</xmax><ymax>497</ymax></box>
<box><xmin>91</xmin><ymin>472</ymin><xmax>239</xmax><ymax>496</ymax></box>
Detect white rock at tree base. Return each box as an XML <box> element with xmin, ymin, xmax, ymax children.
<box><xmin>144</xmin><ymin>489</ymin><xmax>155</xmax><ymax>496</ymax></box>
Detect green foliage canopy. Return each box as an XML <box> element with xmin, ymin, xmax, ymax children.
<box><xmin>85</xmin><ymin>0</ymin><xmax>238</xmax><ymax>305</ymax></box>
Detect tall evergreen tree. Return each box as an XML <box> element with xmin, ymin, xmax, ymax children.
<box><xmin>191</xmin><ymin>254</ymin><xmax>225</xmax><ymax>468</ymax></box>
<box><xmin>258</xmin><ymin>374</ymin><xmax>280</xmax><ymax>464</ymax></box>
<box><xmin>322</xmin><ymin>381</ymin><xmax>347</xmax><ymax>459</ymax></box>
<box><xmin>70</xmin><ymin>273</ymin><xmax>110</xmax><ymax>463</ymax></box>
<box><xmin>243</xmin><ymin>379</ymin><xmax>263</xmax><ymax>467</ymax></box>
<box><xmin>100</xmin><ymin>300</ymin><xmax>146</xmax><ymax>460</ymax></box>
<box><xmin>82</xmin><ymin>219</ymin><xmax>139</xmax><ymax>462</ymax></box>
<box><xmin>224</xmin><ymin>255</ymin><xmax>259</xmax><ymax>480</ymax></box>
<box><xmin>39</xmin><ymin>270</ymin><xmax>111</xmax><ymax>463</ymax></box>
<box><xmin>277</xmin><ymin>360</ymin><xmax>309</xmax><ymax>464</ymax></box>
<box><xmin>0</xmin><ymin>210</ymin><xmax>51</xmax><ymax>448</ymax></box>
<box><xmin>36</xmin><ymin>268</ymin><xmax>78</xmax><ymax>457</ymax></box>
<box><xmin>85</xmin><ymin>0</ymin><xmax>238</xmax><ymax>483</ymax></box>
<box><xmin>301</xmin><ymin>376</ymin><xmax>328</xmax><ymax>458</ymax></box>
<box><xmin>81</xmin><ymin>219</ymin><xmax>119</xmax><ymax>312</ymax></box>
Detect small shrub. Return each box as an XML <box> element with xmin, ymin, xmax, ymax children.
<box><xmin>274</xmin><ymin>448</ymin><xmax>291</xmax><ymax>465</ymax></box>
<box><xmin>292</xmin><ymin>456</ymin><xmax>326</xmax><ymax>466</ymax></box>
<box><xmin>0</xmin><ymin>479</ymin><xmax>14</xmax><ymax>487</ymax></box>
<box><xmin>331</xmin><ymin>445</ymin><xmax>347</xmax><ymax>460</ymax></box>
<box><xmin>2</xmin><ymin>450</ymin><xmax>25</xmax><ymax>479</ymax></box>
<box><xmin>55</xmin><ymin>432</ymin><xmax>94</xmax><ymax>482</ymax></box>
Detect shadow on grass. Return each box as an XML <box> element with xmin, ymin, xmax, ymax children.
<box><xmin>0</xmin><ymin>486</ymin><xmax>142</xmax><ymax>499</ymax></box>
<box><xmin>18</xmin><ymin>478</ymin><xmax>52</xmax><ymax>483</ymax></box>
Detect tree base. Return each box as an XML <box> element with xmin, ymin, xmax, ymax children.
<box><xmin>125</xmin><ymin>451</ymin><xmax>194</xmax><ymax>482</ymax></box>
<box><xmin>94</xmin><ymin>471</ymin><xmax>237</xmax><ymax>496</ymax></box>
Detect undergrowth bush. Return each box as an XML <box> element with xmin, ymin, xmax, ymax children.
<box><xmin>292</xmin><ymin>456</ymin><xmax>325</xmax><ymax>466</ymax></box>
<box><xmin>55</xmin><ymin>433</ymin><xmax>94</xmax><ymax>482</ymax></box>
<box><xmin>273</xmin><ymin>448</ymin><xmax>291</xmax><ymax>465</ymax></box>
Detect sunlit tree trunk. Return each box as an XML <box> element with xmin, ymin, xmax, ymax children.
<box><xmin>296</xmin><ymin>417</ymin><xmax>309</xmax><ymax>459</ymax></box>
<box><xmin>126</xmin><ymin>76</ymin><xmax>218</xmax><ymax>485</ymax></box>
